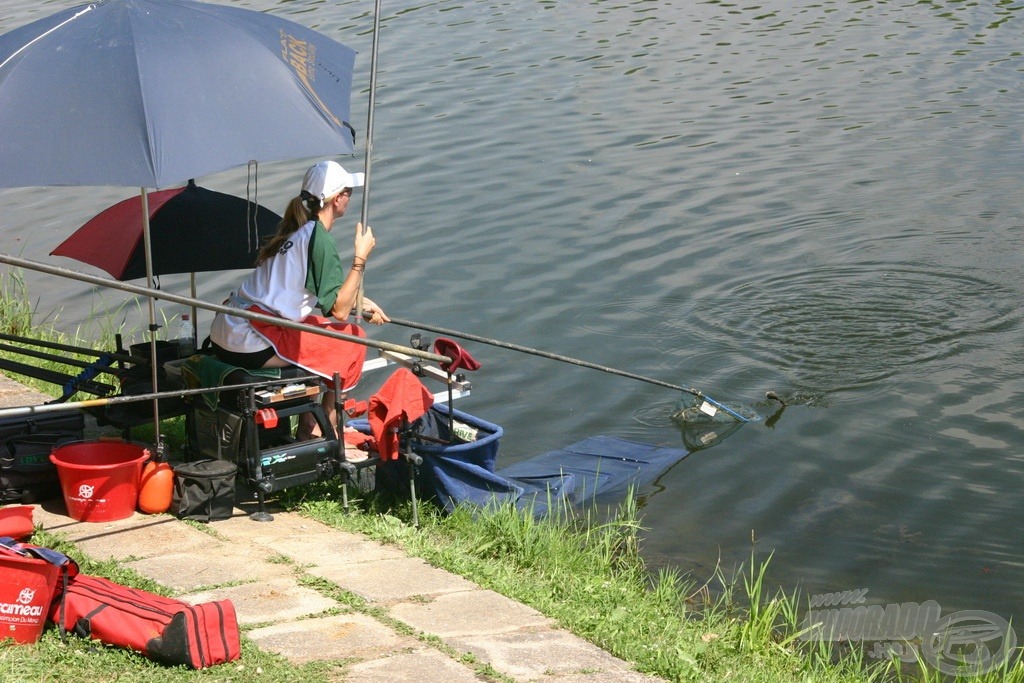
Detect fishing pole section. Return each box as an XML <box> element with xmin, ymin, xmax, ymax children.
<box><xmin>354</xmin><ymin>0</ymin><xmax>383</xmax><ymax>321</ymax></box>
<box><xmin>372</xmin><ymin>314</ymin><xmax>779</xmax><ymax>425</ymax></box>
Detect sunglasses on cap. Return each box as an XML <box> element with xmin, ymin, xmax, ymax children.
<box><xmin>300</xmin><ymin>188</ymin><xmax>352</xmax><ymax>202</ymax></box>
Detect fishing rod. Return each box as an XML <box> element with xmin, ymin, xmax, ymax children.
<box><xmin>379</xmin><ymin>314</ymin><xmax>752</xmax><ymax>422</ymax></box>
<box><xmin>0</xmin><ymin>253</ymin><xmax>451</xmax><ymax>367</ymax></box>
<box><xmin>0</xmin><ymin>341</ymin><xmax>122</xmax><ymax>374</ymax></box>
<box><xmin>0</xmin><ymin>358</ymin><xmax>115</xmax><ymax>397</ymax></box>
<box><xmin>0</xmin><ymin>332</ymin><xmax>142</xmax><ymax>365</ymax></box>
<box><xmin>355</xmin><ymin>0</ymin><xmax>383</xmax><ymax>320</ymax></box>
<box><xmin>0</xmin><ymin>374</ymin><xmax>324</xmax><ymax>420</ymax></box>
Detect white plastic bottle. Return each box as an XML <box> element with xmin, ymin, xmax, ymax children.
<box><xmin>177</xmin><ymin>314</ymin><xmax>195</xmax><ymax>357</ymax></box>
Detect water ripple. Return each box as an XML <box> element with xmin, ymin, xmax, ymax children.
<box><xmin>704</xmin><ymin>263</ymin><xmax>1020</xmax><ymax>394</ymax></box>
<box><xmin>572</xmin><ymin>263</ymin><xmax>1019</xmax><ymax>401</ymax></box>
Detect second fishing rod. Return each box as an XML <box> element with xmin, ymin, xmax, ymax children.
<box><xmin>369</xmin><ymin>313</ymin><xmax>760</xmax><ymax>423</ymax></box>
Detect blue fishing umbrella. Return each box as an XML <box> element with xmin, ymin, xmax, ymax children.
<box><xmin>0</xmin><ymin>0</ymin><xmax>357</xmax><ymax>189</ymax></box>
<box><xmin>0</xmin><ymin>0</ymin><xmax>361</xmax><ymax>439</ymax></box>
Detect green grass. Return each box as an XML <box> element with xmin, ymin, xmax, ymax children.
<box><xmin>2</xmin><ymin>270</ymin><xmax>1023</xmax><ymax>682</ymax></box>
<box><xmin>7</xmin><ymin>494</ymin><xmax>1022</xmax><ymax>683</ymax></box>
<box><xmin>287</xmin><ymin>481</ymin><xmax>1024</xmax><ymax>683</ymax></box>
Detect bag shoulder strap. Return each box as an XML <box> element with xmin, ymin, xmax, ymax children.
<box><xmin>0</xmin><ymin>535</ymin><xmax>77</xmax><ymax>571</ymax></box>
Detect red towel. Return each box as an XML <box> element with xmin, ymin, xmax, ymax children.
<box><xmin>433</xmin><ymin>337</ymin><xmax>481</xmax><ymax>374</ymax></box>
<box><xmin>248</xmin><ymin>306</ymin><xmax>367</xmax><ymax>389</ymax></box>
<box><xmin>343</xmin><ymin>429</ymin><xmax>373</xmax><ymax>449</ymax></box>
<box><xmin>368</xmin><ymin>368</ymin><xmax>434</xmax><ymax>461</ymax></box>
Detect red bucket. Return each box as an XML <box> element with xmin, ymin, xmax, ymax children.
<box><xmin>0</xmin><ymin>505</ymin><xmax>34</xmax><ymax>540</ymax></box>
<box><xmin>0</xmin><ymin>551</ymin><xmax>59</xmax><ymax>643</ymax></box>
<box><xmin>49</xmin><ymin>441</ymin><xmax>149</xmax><ymax>522</ymax></box>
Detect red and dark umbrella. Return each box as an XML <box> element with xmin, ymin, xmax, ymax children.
<box><xmin>51</xmin><ymin>180</ymin><xmax>281</xmax><ymax>280</ymax></box>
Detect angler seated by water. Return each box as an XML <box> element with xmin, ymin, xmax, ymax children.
<box><xmin>207</xmin><ymin>160</ymin><xmax>388</xmax><ymax>440</ymax></box>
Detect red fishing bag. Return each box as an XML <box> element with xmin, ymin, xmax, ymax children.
<box><xmin>49</xmin><ymin>574</ymin><xmax>240</xmax><ymax>669</ymax></box>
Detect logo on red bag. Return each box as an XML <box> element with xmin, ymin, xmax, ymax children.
<box><xmin>78</xmin><ymin>484</ymin><xmax>94</xmax><ymax>499</ymax></box>
<box><xmin>0</xmin><ymin>586</ymin><xmax>43</xmax><ymax>617</ymax></box>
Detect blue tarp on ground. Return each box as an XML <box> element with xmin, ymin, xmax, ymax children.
<box><xmin>353</xmin><ymin>404</ymin><xmax>691</xmax><ymax>516</ymax></box>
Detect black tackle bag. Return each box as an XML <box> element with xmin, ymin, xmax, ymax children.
<box><xmin>171</xmin><ymin>459</ymin><xmax>237</xmax><ymax>522</ymax></box>
<box><xmin>0</xmin><ymin>413</ymin><xmax>84</xmax><ymax>504</ymax></box>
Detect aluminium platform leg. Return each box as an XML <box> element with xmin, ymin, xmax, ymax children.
<box><xmin>244</xmin><ymin>387</ymin><xmax>273</xmax><ymax>522</ymax></box>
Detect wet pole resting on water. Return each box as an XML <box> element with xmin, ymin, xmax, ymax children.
<box><xmin>355</xmin><ymin>0</ymin><xmax>383</xmax><ymax>321</ymax></box>
<box><xmin>377</xmin><ymin>314</ymin><xmax>752</xmax><ymax>422</ymax></box>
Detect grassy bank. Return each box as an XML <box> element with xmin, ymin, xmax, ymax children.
<box><xmin>1</xmin><ymin>270</ymin><xmax>1022</xmax><ymax>681</ymax></box>
<box><xmin>4</xmin><ymin>495</ymin><xmax>1022</xmax><ymax>683</ymax></box>
<box><xmin>292</xmin><ymin>483</ymin><xmax>1024</xmax><ymax>683</ymax></box>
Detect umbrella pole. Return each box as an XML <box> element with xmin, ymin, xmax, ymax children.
<box><xmin>356</xmin><ymin>0</ymin><xmax>383</xmax><ymax>320</ymax></box>
<box><xmin>190</xmin><ymin>273</ymin><xmax>198</xmax><ymax>338</ymax></box>
<box><xmin>140</xmin><ymin>188</ymin><xmax>163</xmax><ymax>447</ymax></box>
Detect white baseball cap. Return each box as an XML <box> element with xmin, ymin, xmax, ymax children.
<box><xmin>301</xmin><ymin>160</ymin><xmax>364</xmax><ymax>203</ymax></box>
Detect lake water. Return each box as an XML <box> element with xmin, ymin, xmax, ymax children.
<box><xmin>3</xmin><ymin>0</ymin><xmax>1024</xmax><ymax>631</ymax></box>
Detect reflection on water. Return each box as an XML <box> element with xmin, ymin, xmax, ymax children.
<box><xmin>3</xmin><ymin>0</ymin><xmax>1024</xmax><ymax>628</ymax></box>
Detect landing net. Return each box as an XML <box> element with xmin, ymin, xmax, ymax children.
<box><xmin>671</xmin><ymin>394</ymin><xmax>760</xmax><ymax>425</ymax></box>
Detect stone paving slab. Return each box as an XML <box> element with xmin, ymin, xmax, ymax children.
<box><xmin>126</xmin><ymin>547</ymin><xmax>285</xmax><ymax>592</ymax></box>
<box><xmin>343</xmin><ymin>648</ymin><xmax>484</xmax><ymax>683</ymax></box>
<box><xmin>211</xmin><ymin>511</ymin><xmax>408</xmax><ymax>567</ymax></box>
<box><xmin>34</xmin><ymin>507</ymin><xmax>215</xmax><ymax>560</ymax></box>
<box><xmin>0</xmin><ymin>374</ymin><xmax>50</xmax><ymax>407</ymax></box>
<box><xmin>243</xmin><ymin>527</ymin><xmax>408</xmax><ymax>568</ymax></box>
<box><xmin>246</xmin><ymin>613</ymin><xmax>420</xmax><ymax>664</ymax></box>
<box><xmin>546</xmin><ymin>672</ymin><xmax>665</xmax><ymax>683</ymax></box>
<box><xmin>310</xmin><ymin>555</ymin><xmax>479</xmax><ymax>604</ymax></box>
<box><xmin>212</xmin><ymin>508</ymin><xmax>328</xmax><ymax>539</ymax></box>
<box><xmin>449</xmin><ymin>629</ymin><xmax>661</xmax><ymax>682</ymax></box>
<box><xmin>389</xmin><ymin>588</ymin><xmax>553</xmax><ymax>637</ymax></box>
<box><xmin>183</xmin><ymin>577</ymin><xmax>340</xmax><ymax>626</ymax></box>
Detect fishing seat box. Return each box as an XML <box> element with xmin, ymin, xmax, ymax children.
<box><xmin>0</xmin><ymin>412</ymin><xmax>85</xmax><ymax>504</ymax></box>
<box><xmin>183</xmin><ymin>366</ymin><xmax>340</xmax><ymax>517</ymax></box>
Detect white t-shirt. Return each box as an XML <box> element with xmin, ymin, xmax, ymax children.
<box><xmin>210</xmin><ymin>220</ymin><xmax>345</xmax><ymax>353</ymax></box>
